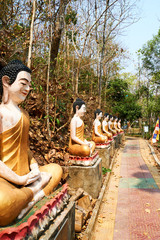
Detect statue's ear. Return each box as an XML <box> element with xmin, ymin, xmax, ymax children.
<box><xmin>76</xmin><ymin>105</ymin><xmax>79</xmax><ymax>111</ymax></box>
<box><xmin>2</xmin><ymin>75</ymin><xmax>10</xmax><ymax>87</ymax></box>
<box><xmin>2</xmin><ymin>75</ymin><xmax>10</xmax><ymax>103</ymax></box>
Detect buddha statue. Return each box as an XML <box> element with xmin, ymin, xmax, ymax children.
<box><xmin>102</xmin><ymin>113</ymin><xmax>113</xmax><ymax>139</ymax></box>
<box><xmin>69</xmin><ymin>98</ymin><xmax>95</xmax><ymax>157</ymax></box>
<box><xmin>0</xmin><ymin>60</ymin><xmax>63</xmax><ymax>226</ymax></box>
<box><xmin>118</xmin><ymin>118</ymin><xmax>123</xmax><ymax>132</ymax></box>
<box><xmin>108</xmin><ymin>115</ymin><xmax>117</xmax><ymax>135</ymax></box>
<box><xmin>92</xmin><ymin>109</ymin><xmax>108</xmax><ymax>143</ymax></box>
<box><xmin>113</xmin><ymin>116</ymin><xmax>121</xmax><ymax>133</ymax></box>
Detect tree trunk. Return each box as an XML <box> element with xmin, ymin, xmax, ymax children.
<box><xmin>75</xmin><ymin>56</ymin><xmax>81</xmax><ymax>96</ymax></box>
<box><xmin>46</xmin><ymin>0</ymin><xmax>52</xmax><ymax>140</ymax></box>
<box><xmin>72</xmin><ymin>53</ymin><xmax>75</xmax><ymax>92</ymax></box>
<box><xmin>27</xmin><ymin>0</ymin><xmax>36</xmax><ymax>68</ymax></box>
<box><xmin>98</xmin><ymin>0</ymin><xmax>110</xmax><ymax>108</ymax></box>
<box><xmin>50</xmin><ymin>0</ymin><xmax>68</xmax><ymax>73</ymax></box>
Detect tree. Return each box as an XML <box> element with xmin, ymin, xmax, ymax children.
<box><xmin>106</xmin><ymin>78</ymin><xmax>142</xmax><ymax>122</ymax></box>
<box><xmin>140</xmin><ymin>29</ymin><xmax>160</xmax><ymax>84</ymax></box>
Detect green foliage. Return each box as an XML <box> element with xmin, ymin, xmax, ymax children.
<box><xmin>112</xmin><ymin>93</ymin><xmax>142</xmax><ymax>122</ymax></box>
<box><xmin>106</xmin><ymin>78</ymin><xmax>142</xmax><ymax>122</ymax></box>
<box><xmin>102</xmin><ymin>167</ymin><xmax>111</xmax><ymax>175</ymax></box>
<box><xmin>140</xmin><ymin>29</ymin><xmax>160</xmax><ymax>83</ymax></box>
<box><xmin>107</xmin><ymin>78</ymin><xmax>128</xmax><ymax>102</ymax></box>
<box><xmin>66</xmin><ymin>30</ymin><xmax>77</xmax><ymax>42</ymax></box>
<box><xmin>65</xmin><ymin>10</ymin><xmax>77</xmax><ymax>25</ymax></box>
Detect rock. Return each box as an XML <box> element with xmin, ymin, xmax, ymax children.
<box><xmin>75</xmin><ymin>209</ymin><xmax>84</xmax><ymax>232</ymax></box>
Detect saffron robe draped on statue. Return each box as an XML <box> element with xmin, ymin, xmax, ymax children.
<box><xmin>92</xmin><ymin>124</ymin><xmax>106</xmax><ymax>143</ymax></box>
<box><xmin>0</xmin><ymin>108</ymin><xmax>36</xmax><ymax>175</ymax></box>
<box><xmin>69</xmin><ymin>122</ymin><xmax>95</xmax><ymax>156</ymax></box>
<box><xmin>0</xmin><ymin>109</ymin><xmax>34</xmax><ymax>226</ymax></box>
<box><xmin>108</xmin><ymin>122</ymin><xmax>116</xmax><ymax>135</ymax></box>
<box><xmin>0</xmin><ymin>109</ymin><xmax>62</xmax><ymax>226</ymax></box>
<box><xmin>103</xmin><ymin>123</ymin><xmax>113</xmax><ymax>139</ymax></box>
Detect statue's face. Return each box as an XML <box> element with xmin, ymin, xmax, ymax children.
<box><xmin>97</xmin><ymin>112</ymin><xmax>102</xmax><ymax>120</ymax></box>
<box><xmin>7</xmin><ymin>71</ymin><xmax>31</xmax><ymax>104</ymax></box>
<box><xmin>104</xmin><ymin>116</ymin><xmax>109</xmax><ymax>122</ymax></box>
<box><xmin>105</xmin><ymin>115</ymin><xmax>109</xmax><ymax>121</ymax></box>
<box><xmin>77</xmin><ymin>104</ymin><xmax>86</xmax><ymax>117</ymax></box>
<box><xmin>111</xmin><ymin>117</ymin><xmax>113</xmax><ymax>121</ymax></box>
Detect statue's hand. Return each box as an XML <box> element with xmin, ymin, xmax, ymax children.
<box><xmin>19</xmin><ymin>169</ymin><xmax>41</xmax><ymax>186</ymax></box>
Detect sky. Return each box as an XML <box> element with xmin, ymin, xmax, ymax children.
<box><xmin>119</xmin><ymin>0</ymin><xmax>160</xmax><ymax>74</ymax></box>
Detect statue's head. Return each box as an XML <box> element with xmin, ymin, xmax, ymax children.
<box><xmin>104</xmin><ymin>113</ymin><xmax>109</xmax><ymax>121</ymax></box>
<box><xmin>94</xmin><ymin>109</ymin><xmax>102</xmax><ymax>119</ymax></box>
<box><xmin>118</xmin><ymin>119</ymin><xmax>121</xmax><ymax>123</ymax></box>
<box><xmin>109</xmin><ymin>115</ymin><xmax>113</xmax><ymax>121</ymax></box>
<box><xmin>0</xmin><ymin>60</ymin><xmax>31</xmax><ymax>104</ymax></box>
<box><xmin>114</xmin><ymin>116</ymin><xmax>118</xmax><ymax>122</ymax></box>
<box><xmin>73</xmin><ymin>98</ymin><xmax>86</xmax><ymax>117</ymax></box>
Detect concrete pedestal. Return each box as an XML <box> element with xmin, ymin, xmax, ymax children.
<box><xmin>97</xmin><ymin>146</ymin><xmax>111</xmax><ymax>169</ymax></box>
<box><xmin>110</xmin><ymin>140</ymin><xmax>115</xmax><ymax>158</ymax></box>
<box><xmin>122</xmin><ymin>132</ymin><xmax>125</xmax><ymax>142</ymax></box>
<box><xmin>39</xmin><ymin>202</ymin><xmax>75</xmax><ymax>240</ymax></box>
<box><xmin>114</xmin><ymin>135</ymin><xmax>119</xmax><ymax>148</ymax></box>
<box><xmin>65</xmin><ymin>158</ymin><xmax>102</xmax><ymax>199</ymax></box>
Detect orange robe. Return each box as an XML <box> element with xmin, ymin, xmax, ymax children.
<box><xmin>103</xmin><ymin>122</ymin><xmax>113</xmax><ymax>139</ymax></box>
<box><xmin>109</xmin><ymin>121</ymin><xmax>117</xmax><ymax>135</ymax></box>
<box><xmin>0</xmin><ymin>109</ymin><xmax>62</xmax><ymax>226</ymax></box>
<box><xmin>118</xmin><ymin>122</ymin><xmax>123</xmax><ymax>132</ymax></box>
<box><xmin>69</xmin><ymin>122</ymin><xmax>95</xmax><ymax>157</ymax></box>
<box><xmin>92</xmin><ymin>124</ymin><xmax>107</xmax><ymax>143</ymax></box>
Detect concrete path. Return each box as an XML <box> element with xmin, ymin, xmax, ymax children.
<box><xmin>92</xmin><ymin>137</ymin><xmax>160</xmax><ymax>240</ymax></box>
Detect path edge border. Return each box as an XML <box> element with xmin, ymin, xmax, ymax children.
<box><xmin>148</xmin><ymin>142</ymin><xmax>160</xmax><ymax>166</ymax></box>
<box><xmin>81</xmin><ymin>146</ymin><xmax>123</xmax><ymax>240</ymax></box>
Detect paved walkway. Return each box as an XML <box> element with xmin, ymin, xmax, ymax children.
<box><xmin>92</xmin><ymin>137</ymin><xmax>160</xmax><ymax>240</ymax></box>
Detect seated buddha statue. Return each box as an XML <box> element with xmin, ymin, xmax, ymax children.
<box><xmin>102</xmin><ymin>113</ymin><xmax>113</xmax><ymax>139</ymax></box>
<box><xmin>0</xmin><ymin>60</ymin><xmax>63</xmax><ymax>226</ymax></box>
<box><xmin>108</xmin><ymin>115</ymin><xmax>117</xmax><ymax>135</ymax></box>
<box><xmin>92</xmin><ymin>109</ymin><xmax>108</xmax><ymax>143</ymax></box>
<box><xmin>69</xmin><ymin>98</ymin><xmax>95</xmax><ymax>157</ymax></box>
<box><xmin>113</xmin><ymin>116</ymin><xmax>121</xmax><ymax>133</ymax></box>
<box><xmin>118</xmin><ymin>119</ymin><xmax>124</xmax><ymax>132</ymax></box>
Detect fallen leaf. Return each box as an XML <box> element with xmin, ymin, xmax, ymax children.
<box><xmin>98</xmin><ymin>217</ymin><xmax>103</xmax><ymax>223</ymax></box>
<box><xmin>145</xmin><ymin>209</ymin><xmax>150</xmax><ymax>213</ymax></box>
<box><xmin>146</xmin><ymin>203</ymin><xmax>150</xmax><ymax>206</ymax></box>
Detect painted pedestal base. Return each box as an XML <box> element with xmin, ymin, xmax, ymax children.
<box><xmin>0</xmin><ymin>184</ymin><xmax>70</xmax><ymax>240</ymax></box>
<box><xmin>64</xmin><ymin>158</ymin><xmax>102</xmax><ymax>199</ymax></box>
<box><xmin>39</xmin><ymin>201</ymin><xmax>75</xmax><ymax>240</ymax></box>
<box><xmin>69</xmin><ymin>151</ymin><xmax>99</xmax><ymax>166</ymax></box>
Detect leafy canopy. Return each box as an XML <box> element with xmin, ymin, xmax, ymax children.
<box><xmin>106</xmin><ymin>78</ymin><xmax>142</xmax><ymax>122</ymax></box>
<box><xmin>140</xmin><ymin>29</ymin><xmax>160</xmax><ymax>83</ymax></box>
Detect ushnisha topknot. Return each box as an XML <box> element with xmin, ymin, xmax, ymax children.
<box><xmin>0</xmin><ymin>60</ymin><xmax>31</xmax><ymax>96</ymax></box>
<box><xmin>73</xmin><ymin>98</ymin><xmax>85</xmax><ymax>113</ymax></box>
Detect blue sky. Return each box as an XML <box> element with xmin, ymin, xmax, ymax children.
<box><xmin>120</xmin><ymin>0</ymin><xmax>160</xmax><ymax>74</ymax></box>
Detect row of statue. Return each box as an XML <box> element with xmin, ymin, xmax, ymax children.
<box><xmin>0</xmin><ymin>60</ymin><xmax>123</xmax><ymax>226</ymax></box>
<box><xmin>69</xmin><ymin>98</ymin><xmax>123</xmax><ymax>157</ymax></box>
